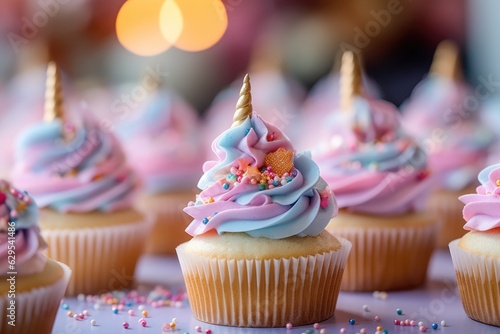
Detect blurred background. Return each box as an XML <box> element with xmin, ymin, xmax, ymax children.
<box><xmin>0</xmin><ymin>0</ymin><xmax>476</xmax><ymax>110</ymax></box>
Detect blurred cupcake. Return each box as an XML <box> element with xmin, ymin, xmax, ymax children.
<box><xmin>11</xmin><ymin>63</ymin><xmax>152</xmax><ymax>295</ymax></box>
<box><xmin>449</xmin><ymin>163</ymin><xmax>500</xmax><ymax>327</ymax></box>
<box><xmin>313</xmin><ymin>51</ymin><xmax>436</xmax><ymax>292</ymax></box>
<box><xmin>202</xmin><ymin>25</ymin><xmax>305</xmax><ymax>154</ymax></box>
<box><xmin>116</xmin><ymin>80</ymin><xmax>202</xmax><ymax>254</ymax></box>
<box><xmin>401</xmin><ymin>41</ymin><xmax>494</xmax><ymax>248</ymax></box>
<box><xmin>0</xmin><ymin>179</ymin><xmax>71</xmax><ymax>334</ymax></box>
<box><xmin>177</xmin><ymin>75</ymin><xmax>351</xmax><ymax>327</ymax></box>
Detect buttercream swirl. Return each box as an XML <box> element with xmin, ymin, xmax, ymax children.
<box><xmin>313</xmin><ymin>96</ymin><xmax>432</xmax><ymax>215</ymax></box>
<box><xmin>401</xmin><ymin>76</ymin><xmax>493</xmax><ymax>190</ymax></box>
<box><xmin>0</xmin><ymin>180</ymin><xmax>47</xmax><ymax>276</ymax></box>
<box><xmin>184</xmin><ymin>114</ymin><xmax>337</xmax><ymax>239</ymax></box>
<box><xmin>117</xmin><ymin>90</ymin><xmax>202</xmax><ymax>193</ymax></box>
<box><xmin>12</xmin><ymin>114</ymin><xmax>138</xmax><ymax>213</ymax></box>
<box><xmin>460</xmin><ymin>163</ymin><xmax>500</xmax><ymax>231</ymax></box>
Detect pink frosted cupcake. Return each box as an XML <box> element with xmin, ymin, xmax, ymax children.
<box><xmin>11</xmin><ymin>63</ymin><xmax>152</xmax><ymax>295</ymax></box>
<box><xmin>313</xmin><ymin>51</ymin><xmax>436</xmax><ymax>291</ymax></box>
<box><xmin>116</xmin><ymin>85</ymin><xmax>202</xmax><ymax>254</ymax></box>
<box><xmin>0</xmin><ymin>180</ymin><xmax>71</xmax><ymax>333</ymax></box>
<box><xmin>177</xmin><ymin>74</ymin><xmax>351</xmax><ymax>327</ymax></box>
<box><xmin>449</xmin><ymin>163</ymin><xmax>500</xmax><ymax>327</ymax></box>
<box><xmin>401</xmin><ymin>41</ymin><xmax>493</xmax><ymax>247</ymax></box>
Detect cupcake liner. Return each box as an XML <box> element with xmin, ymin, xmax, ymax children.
<box><xmin>177</xmin><ymin>237</ymin><xmax>351</xmax><ymax>327</ymax></box>
<box><xmin>330</xmin><ymin>222</ymin><xmax>437</xmax><ymax>291</ymax></box>
<box><xmin>427</xmin><ymin>188</ymin><xmax>473</xmax><ymax>248</ymax></box>
<box><xmin>0</xmin><ymin>262</ymin><xmax>71</xmax><ymax>334</ymax></box>
<box><xmin>42</xmin><ymin>215</ymin><xmax>153</xmax><ymax>296</ymax></box>
<box><xmin>449</xmin><ymin>239</ymin><xmax>500</xmax><ymax>327</ymax></box>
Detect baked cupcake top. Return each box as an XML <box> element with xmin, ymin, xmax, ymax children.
<box><xmin>0</xmin><ymin>180</ymin><xmax>47</xmax><ymax>276</ymax></box>
<box><xmin>313</xmin><ymin>51</ymin><xmax>432</xmax><ymax>216</ymax></box>
<box><xmin>11</xmin><ymin>63</ymin><xmax>138</xmax><ymax>213</ymax></box>
<box><xmin>460</xmin><ymin>163</ymin><xmax>500</xmax><ymax>231</ymax></box>
<box><xmin>117</xmin><ymin>87</ymin><xmax>202</xmax><ymax>193</ymax></box>
<box><xmin>184</xmin><ymin>74</ymin><xmax>337</xmax><ymax>239</ymax></box>
<box><xmin>401</xmin><ymin>41</ymin><xmax>493</xmax><ymax>190</ymax></box>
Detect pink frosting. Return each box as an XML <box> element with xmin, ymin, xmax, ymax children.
<box><xmin>12</xmin><ymin>114</ymin><xmax>138</xmax><ymax>213</ymax></box>
<box><xmin>0</xmin><ymin>180</ymin><xmax>47</xmax><ymax>276</ymax></box>
<box><xmin>402</xmin><ymin>76</ymin><xmax>492</xmax><ymax>190</ymax></box>
<box><xmin>460</xmin><ymin>164</ymin><xmax>500</xmax><ymax>231</ymax></box>
<box><xmin>313</xmin><ymin>97</ymin><xmax>432</xmax><ymax>215</ymax></box>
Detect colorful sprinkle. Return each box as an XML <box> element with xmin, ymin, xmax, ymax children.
<box><xmin>359</xmin><ymin>329</ymin><xmax>367</xmax><ymax>334</ymax></box>
<box><xmin>320</xmin><ymin>329</ymin><xmax>327</xmax><ymax>334</ymax></box>
<box><xmin>374</xmin><ymin>316</ymin><xmax>381</xmax><ymax>322</ymax></box>
<box><xmin>195</xmin><ymin>326</ymin><xmax>202</xmax><ymax>332</ymax></box>
<box><xmin>410</xmin><ymin>320</ymin><xmax>417</xmax><ymax>326</ymax></box>
<box><xmin>202</xmin><ymin>218</ymin><xmax>209</xmax><ymax>224</ymax></box>
<box><xmin>223</xmin><ymin>183</ymin><xmax>230</xmax><ymax>190</ymax></box>
<box><xmin>82</xmin><ymin>310</ymin><xmax>89</xmax><ymax>316</ymax></box>
<box><xmin>396</xmin><ymin>308</ymin><xmax>403</xmax><ymax>315</ymax></box>
<box><xmin>431</xmin><ymin>323</ymin><xmax>438</xmax><ymax>329</ymax></box>
<box><xmin>349</xmin><ymin>319</ymin><xmax>355</xmax><ymax>325</ymax></box>
<box><xmin>340</xmin><ymin>328</ymin><xmax>347</xmax><ymax>334</ymax></box>
<box><xmin>123</xmin><ymin>321</ymin><xmax>129</xmax><ymax>329</ymax></box>
<box><xmin>62</xmin><ymin>303</ymin><xmax>69</xmax><ymax>310</ymax></box>
<box><xmin>376</xmin><ymin>326</ymin><xmax>383</xmax><ymax>331</ymax></box>
<box><xmin>419</xmin><ymin>325</ymin><xmax>427</xmax><ymax>332</ymax></box>
<box><xmin>313</xmin><ymin>323</ymin><xmax>320</xmax><ymax>329</ymax></box>
<box><xmin>128</xmin><ymin>310</ymin><xmax>135</xmax><ymax>316</ymax></box>
<box><xmin>205</xmin><ymin>330</ymin><xmax>212</xmax><ymax>334</ymax></box>
<box><xmin>286</xmin><ymin>323</ymin><xmax>293</xmax><ymax>329</ymax></box>
<box><xmin>113</xmin><ymin>308</ymin><xmax>119</xmax><ymax>314</ymax></box>
<box><xmin>67</xmin><ymin>311</ymin><xmax>74</xmax><ymax>317</ymax></box>
<box><xmin>141</xmin><ymin>320</ymin><xmax>147</xmax><ymax>327</ymax></box>
<box><xmin>394</xmin><ymin>319</ymin><xmax>400</xmax><ymax>325</ymax></box>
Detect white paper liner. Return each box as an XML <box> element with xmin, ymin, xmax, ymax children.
<box><xmin>42</xmin><ymin>214</ymin><xmax>153</xmax><ymax>295</ymax></box>
<box><xmin>332</xmin><ymin>223</ymin><xmax>437</xmax><ymax>291</ymax></box>
<box><xmin>177</xmin><ymin>237</ymin><xmax>351</xmax><ymax>327</ymax></box>
<box><xmin>449</xmin><ymin>239</ymin><xmax>500</xmax><ymax>327</ymax></box>
<box><xmin>0</xmin><ymin>261</ymin><xmax>71</xmax><ymax>334</ymax></box>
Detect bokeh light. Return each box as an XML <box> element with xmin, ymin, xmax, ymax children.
<box><xmin>161</xmin><ymin>0</ymin><xmax>228</xmax><ymax>52</ymax></box>
<box><xmin>116</xmin><ymin>0</ymin><xmax>181</xmax><ymax>57</ymax></box>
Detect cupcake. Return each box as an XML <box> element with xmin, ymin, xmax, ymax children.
<box><xmin>116</xmin><ymin>82</ymin><xmax>202</xmax><ymax>254</ymax></box>
<box><xmin>401</xmin><ymin>40</ymin><xmax>493</xmax><ymax>248</ymax></box>
<box><xmin>11</xmin><ymin>63</ymin><xmax>152</xmax><ymax>295</ymax></box>
<box><xmin>449</xmin><ymin>163</ymin><xmax>500</xmax><ymax>327</ymax></box>
<box><xmin>177</xmin><ymin>74</ymin><xmax>351</xmax><ymax>327</ymax></box>
<box><xmin>0</xmin><ymin>180</ymin><xmax>71</xmax><ymax>334</ymax></box>
<box><xmin>313</xmin><ymin>51</ymin><xmax>436</xmax><ymax>292</ymax></box>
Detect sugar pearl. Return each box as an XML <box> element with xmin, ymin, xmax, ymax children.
<box><xmin>419</xmin><ymin>326</ymin><xmax>427</xmax><ymax>332</ymax></box>
<box><xmin>440</xmin><ymin>320</ymin><xmax>447</xmax><ymax>327</ymax></box>
<box><xmin>313</xmin><ymin>323</ymin><xmax>320</xmax><ymax>329</ymax></box>
<box><xmin>286</xmin><ymin>323</ymin><xmax>292</xmax><ymax>329</ymax></box>
<box><xmin>418</xmin><ymin>321</ymin><xmax>424</xmax><ymax>327</ymax></box>
<box><xmin>90</xmin><ymin>319</ymin><xmax>97</xmax><ymax>326</ymax></box>
<box><xmin>123</xmin><ymin>322</ymin><xmax>129</xmax><ymax>329</ymax></box>
<box><xmin>128</xmin><ymin>310</ymin><xmax>135</xmax><ymax>316</ymax></box>
<box><xmin>362</xmin><ymin>304</ymin><xmax>369</xmax><ymax>312</ymax></box>
<box><xmin>82</xmin><ymin>310</ymin><xmax>89</xmax><ymax>316</ymax></box>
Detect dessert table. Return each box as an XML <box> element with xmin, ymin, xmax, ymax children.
<box><xmin>51</xmin><ymin>249</ymin><xmax>499</xmax><ymax>334</ymax></box>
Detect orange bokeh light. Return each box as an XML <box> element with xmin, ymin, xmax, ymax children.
<box><xmin>116</xmin><ymin>0</ymin><xmax>182</xmax><ymax>56</ymax></box>
<box><xmin>161</xmin><ymin>0</ymin><xmax>228</xmax><ymax>52</ymax></box>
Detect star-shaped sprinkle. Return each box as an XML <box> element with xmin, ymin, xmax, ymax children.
<box><xmin>263</xmin><ymin>148</ymin><xmax>294</xmax><ymax>177</ymax></box>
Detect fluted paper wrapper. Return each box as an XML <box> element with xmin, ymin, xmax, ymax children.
<box><xmin>0</xmin><ymin>262</ymin><xmax>71</xmax><ymax>334</ymax></box>
<box><xmin>449</xmin><ymin>239</ymin><xmax>500</xmax><ymax>327</ymax></box>
<box><xmin>177</xmin><ymin>237</ymin><xmax>351</xmax><ymax>327</ymax></box>
<box><xmin>42</xmin><ymin>215</ymin><xmax>153</xmax><ymax>296</ymax></box>
<box><xmin>332</xmin><ymin>224</ymin><xmax>436</xmax><ymax>291</ymax></box>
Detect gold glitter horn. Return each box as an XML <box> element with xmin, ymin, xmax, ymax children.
<box><xmin>340</xmin><ymin>50</ymin><xmax>363</xmax><ymax>111</ymax></box>
<box><xmin>430</xmin><ymin>40</ymin><xmax>461</xmax><ymax>81</ymax></box>
<box><xmin>231</xmin><ymin>73</ymin><xmax>253</xmax><ymax>127</ymax></box>
<box><xmin>44</xmin><ymin>61</ymin><xmax>65</xmax><ymax>122</ymax></box>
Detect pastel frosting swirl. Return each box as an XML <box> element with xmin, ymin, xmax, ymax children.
<box><xmin>402</xmin><ymin>76</ymin><xmax>493</xmax><ymax>190</ymax></box>
<box><xmin>460</xmin><ymin>163</ymin><xmax>500</xmax><ymax>231</ymax></box>
<box><xmin>313</xmin><ymin>97</ymin><xmax>432</xmax><ymax>215</ymax></box>
<box><xmin>184</xmin><ymin>114</ymin><xmax>337</xmax><ymax>239</ymax></box>
<box><xmin>0</xmin><ymin>180</ymin><xmax>47</xmax><ymax>276</ymax></box>
<box><xmin>117</xmin><ymin>90</ymin><xmax>202</xmax><ymax>193</ymax></box>
<box><xmin>12</xmin><ymin>115</ymin><xmax>138</xmax><ymax>213</ymax></box>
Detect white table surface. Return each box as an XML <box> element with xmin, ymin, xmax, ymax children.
<box><xmin>51</xmin><ymin>249</ymin><xmax>500</xmax><ymax>334</ymax></box>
